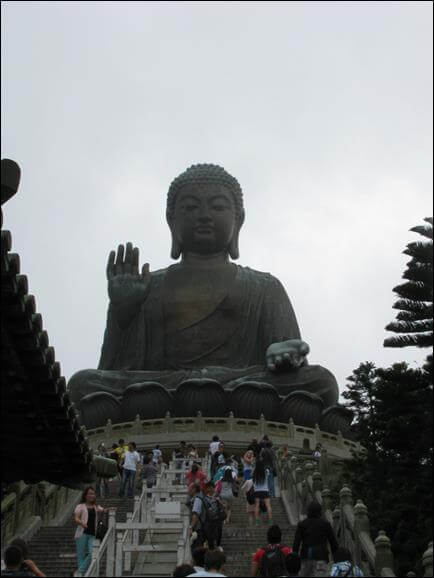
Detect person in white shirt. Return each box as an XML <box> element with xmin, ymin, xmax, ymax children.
<box><xmin>152</xmin><ymin>444</ymin><xmax>162</xmax><ymax>465</ymax></box>
<box><xmin>118</xmin><ymin>441</ymin><xmax>141</xmax><ymax>498</ymax></box>
<box><xmin>187</xmin><ymin>549</ymin><xmax>226</xmax><ymax>577</ymax></box>
<box><xmin>209</xmin><ymin>436</ymin><xmax>220</xmax><ymax>477</ymax></box>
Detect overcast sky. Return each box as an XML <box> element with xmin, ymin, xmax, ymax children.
<box><xmin>2</xmin><ymin>1</ymin><xmax>433</xmax><ymax>398</ymax></box>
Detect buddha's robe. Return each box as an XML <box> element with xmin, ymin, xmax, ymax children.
<box><xmin>99</xmin><ymin>264</ymin><xmax>300</xmax><ymax>370</ymax></box>
<box><xmin>69</xmin><ymin>264</ymin><xmax>338</xmax><ymax>407</ymax></box>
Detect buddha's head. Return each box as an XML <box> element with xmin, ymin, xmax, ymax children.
<box><xmin>166</xmin><ymin>164</ymin><xmax>245</xmax><ymax>260</ymax></box>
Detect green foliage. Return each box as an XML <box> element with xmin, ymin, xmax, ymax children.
<box><xmin>343</xmin><ymin>362</ymin><xmax>433</xmax><ymax>576</ymax></box>
<box><xmin>384</xmin><ymin>217</ymin><xmax>433</xmax><ymax>349</ymax></box>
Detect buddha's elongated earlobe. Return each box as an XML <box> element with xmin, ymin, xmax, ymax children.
<box><xmin>228</xmin><ymin>231</ymin><xmax>240</xmax><ymax>260</ymax></box>
<box><xmin>229</xmin><ymin>210</ymin><xmax>245</xmax><ymax>260</ymax></box>
<box><xmin>170</xmin><ymin>236</ymin><xmax>182</xmax><ymax>260</ymax></box>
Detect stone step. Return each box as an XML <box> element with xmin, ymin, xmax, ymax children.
<box><xmin>220</xmin><ymin>495</ymin><xmax>296</xmax><ymax>578</ymax></box>
<box><xmin>26</xmin><ymin>480</ymin><xmax>141</xmax><ymax>577</ymax></box>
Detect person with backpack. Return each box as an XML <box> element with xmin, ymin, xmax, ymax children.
<box><xmin>252</xmin><ymin>460</ymin><xmax>273</xmax><ymax>525</ymax></box>
<box><xmin>292</xmin><ymin>501</ymin><xmax>338</xmax><ymax>577</ymax></box>
<box><xmin>330</xmin><ymin>547</ymin><xmax>364</xmax><ymax>577</ymax></box>
<box><xmin>190</xmin><ymin>481</ymin><xmax>226</xmax><ymax>550</ymax></box>
<box><xmin>251</xmin><ymin>524</ymin><xmax>292</xmax><ymax>577</ymax></box>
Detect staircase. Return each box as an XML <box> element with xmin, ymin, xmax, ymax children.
<box><xmin>27</xmin><ymin>480</ymin><xmax>136</xmax><ymax>577</ymax></box>
<box><xmin>221</xmin><ymin>495</ymin><xmax>296</xmax><ymax>577</ymax></box>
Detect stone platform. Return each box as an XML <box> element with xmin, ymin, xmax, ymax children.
<box><xmin>85</xmin><ymin>413</ymin><xmax>362</xmax><ymax>461</ymax></box>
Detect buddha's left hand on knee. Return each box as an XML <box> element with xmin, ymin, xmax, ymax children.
<box><xmin>266</xmin><ymin>339</ymin><xmax>310</xmax><ymax>372</ymax></box>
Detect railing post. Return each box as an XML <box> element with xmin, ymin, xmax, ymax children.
<box><xmin>321</xmin><ymin>487</ymin><xmax>332</xmax><ymax>511</ymax></box>
<box><xmin>228</xmin><ymin>411</ymin><xmax>234</xmax><ymax>431</ymax></box>
<box><xmin>304</xmin><ymin>461</ymin><xmax>314</xmax><ymax>478</ymax></box>
<box><xmin>332</xmin><ymin>506</ymin><xmax>341</xmax><ymax>537</ymax></box>
<box><xmin>339</xmin><ymin>486</ymin><xmax>354</xmax><ymax>550</ymax></box>
<box><xmin>353</xmin><ymin>499</ymin><xmax>369</xmax><ymax>568</ymax></box>
<box><xmin>375</xmin><ymin>530</ymin><xmax>394</xmax><ymax>576</ymax></box>
<box><xmin>105</xmin><ymin>419</ymin><xmax>113</xmax><ymax>443</ymax></box>
<box><xmin>177</xmin><ymin>537</ymin><xmax>184</xmax><ymax>566</ymax></box>
<box><xmin>115</xmin><ymin>531</ymin><xmax>123</xmax><ymax>577</ymax></box>
<box><xmin>106</xmin><ymin>510</ymin><xmax>116</xmax><ymax>577</ymax></box>
<box><xmin>353</xmin><ymin>499</ymin><xmax>369</xmax><ymax>533</ymax></box>
<box><xmin>314</xmin><ymin>423</ymin><xmax>321</xmax><ymax>445</ymax></box>
<box><xmin>340</xmin><ymin>486</ymin><xmax>354</xmax><ymax>527</ymax></box>
<box><xmin>312</xmin><ymin>471</ymin><xmax>322</xmax><ymax>493</ymax></box>
<box><xmin>288</xmin><ymin>417</ymin><xmax>295</xmax><ymax>439</ymax></box>
<box><xmin>124</xmin><ymin>512</ymin><xmax>132</xmax><ymax>572</ymax></box>
<box><xmin>141</xmin><ymin>488</ymin><xmax>148</xmax><ymax>522</ymax></box>
<box><xmin>165</xmin><ymin>411</ymin><xmax>173</xmax><ymax>433</ymax></box>
<box><xmin>422</xmin><ymin>541</ymin><xmax>433</xmax><ymax>578</ymax></box>
<box><xmin>259</xmin><ymin>413</ymin><xmax>266</xmax><ymax>436</ymax></box>
<box><xmin>133</xmin><ymin>495</ymin><xmax>140</xmax><ymax>545</ymax></box>
<box><xmin>132</xmin><ymin>414</ymin><xmax>142</xmax><ymax>435</ymax></box>
<box><xmin>321</xmin><ymin>487</ymin><xmax>333</xmax><ymax>525</ymax></box>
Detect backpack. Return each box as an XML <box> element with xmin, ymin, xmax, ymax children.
<box><xmin>259</xmin><ymin>545</ymin><xmax>287</xmax><ymax>577</ymax></box>
<box><xmin>199</xmin><ymin>496</ymin><xmax>227</xmax><ymax>525</ymax></box>
<box><xmin>334</xmin><ymin>562</ymin><xmax>358</xmax><ymax>577</ymax></box>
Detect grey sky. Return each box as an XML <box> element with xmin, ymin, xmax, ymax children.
<box><xmin>2</xmin><ymin>1</ymin><xmax>432</xmax><ymax>396</ymax></box>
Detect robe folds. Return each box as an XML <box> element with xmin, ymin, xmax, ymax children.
<box><xmin>98</xmin><ymin>264</ymin><xmax>301</xmax><ymax>372</ymax></box>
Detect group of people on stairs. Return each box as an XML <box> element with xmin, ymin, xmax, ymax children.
<box><xmin>1</xmin><ymin>434</ymin><xmax>363</xmax><ymax>577</ymax></box>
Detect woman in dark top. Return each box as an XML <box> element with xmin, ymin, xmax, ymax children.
<box><xmin>73</xmin><ymin>487</ymin><xmax>116</xmax><ymax>576</ymax></box>
<box><xmin>293</xmin><ymin>501</ymin><xmax>338</xmax><ymax>577</ymax></box>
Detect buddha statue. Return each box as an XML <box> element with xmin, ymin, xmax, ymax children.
<box><xmin>68</xmin><ymin>164</ymin><xmax>350</xmax><ymax>435</ymax></box>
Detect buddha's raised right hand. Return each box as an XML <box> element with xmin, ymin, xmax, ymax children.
<box><xmin>106</xmin><ymin>242</ymin><xmax>151</xmax><ymax>328</ymax></box>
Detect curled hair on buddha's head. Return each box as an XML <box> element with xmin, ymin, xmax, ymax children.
<box><xmin>166</xmin><ymin>164</ymin><xmax>245</xmax><ymax>260</ymax></box>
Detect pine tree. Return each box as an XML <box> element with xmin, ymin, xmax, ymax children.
<box><xmin>342</xmin><ymin>362</ymin><xmax>378</xmax><ymax>447</ymax></box>
<box><xmin>384</xmin><ymin>217</ymin><xmax>433</xmax><ymax>348</ymax></box>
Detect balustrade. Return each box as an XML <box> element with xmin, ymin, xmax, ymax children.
<box><xmin>85</xmin><ymin>458</ymin><xmax>208</xmax><ymax>576</ymax></box>
<box><xmin>276</xmin><ymin>453</ymin><xmax>431</xmax><ymax>577</ymax></box>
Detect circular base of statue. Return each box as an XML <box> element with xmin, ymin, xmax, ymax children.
<box><xmin>173</xmin><ymin>378</ymin><xmax>228</xmax><ymax>417</ymax></box>
<box><xmin>319</xmin><ymin>404</ymin><xmax>354</xmax><ymax>438</ymax></box>
<box><xmin>121</xmin><ymin>382</ymin><xmax>173</xmax><ymax>421</ymax></box>
<box><xmin>230</xmin><ymin>381</ymin><xmax>280</xmax><ymax>420</ymax></box>
<box><xmin>78</xmin><ymin>391</ymin><xmax>122</xmax><ymax>429</ymax></box>
<box><xmin>280</xmin><ymin>390</ymin><xmax>324</xmax><ymax>428</ymax></box>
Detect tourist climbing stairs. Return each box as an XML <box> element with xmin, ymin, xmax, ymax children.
<box><xmin>221</xmin><ymin>495</ymin><xmax>296</xmax><ymax>577</ymax></box>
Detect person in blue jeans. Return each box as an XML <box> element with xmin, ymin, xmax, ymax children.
<box><xmin>119</xmin><ymin>441</ymin><xmax>141</xmax><ymax>498</ymax></box>
<box><xmin>73</xmin><ymin>487</ymin><xmax>116</xmax><ymax>577</ymax></box>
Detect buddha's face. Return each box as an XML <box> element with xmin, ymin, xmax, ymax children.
<box><xmin>172</xmin><ymin>182</ymin><xmax>237</xmax><ymax>255</ymax></box>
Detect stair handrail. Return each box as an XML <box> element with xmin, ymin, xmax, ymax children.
<box><xmin>85</xmin><ymin>465</ymin><xmax>166</xmax><ymax>577</ymax></box>
<box><xmin>88</xmin><ymin>460</ymin><xmax>192</xmax><ymax>576</ymax></box>
<box><xmin>85</xmin><ymin>509</ymin><xmax>116</xmax><ymax>577</ymax></box>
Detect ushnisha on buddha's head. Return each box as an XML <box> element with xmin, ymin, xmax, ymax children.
<box><xmin>166</xmin><ymin>164</ymin><xmax>245</xmax><ymax>260</ymax></box>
